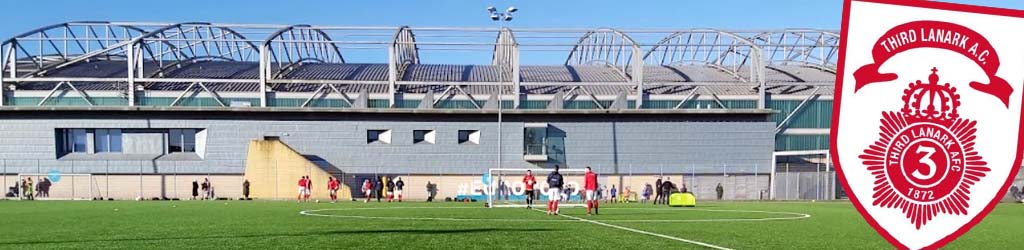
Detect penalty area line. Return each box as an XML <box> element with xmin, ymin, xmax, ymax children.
<box><xmin>532</xmin><ymin>208</ymin><xmax>734</xmax><ymax>250</ymax></box>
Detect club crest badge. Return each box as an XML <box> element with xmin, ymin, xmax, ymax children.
<box><xmin>834</xmin><ymin>0</ymin><xmax>1024</xmax><ymax>249</ymax></box>
<box><xmin>858</xmin><ymin>67</ymin><xmax>989</xmax><ymax>229</ymax></box>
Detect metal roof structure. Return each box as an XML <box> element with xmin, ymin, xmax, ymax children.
<box><xmin>0</xmin><ymin>22</ymin><xmax>838</xmax><ymax>110</ymax></box>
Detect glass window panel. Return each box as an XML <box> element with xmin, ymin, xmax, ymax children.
<box><xmin>183</xmin><ymin>129</ymin><xmax>196</xmax><ymax>152</ymax></box>
<box><xmin>168</xmin><ymin>129</ymin><xmax>183</xmax><ymax>153</ymax></box>
<box><xmin>95</xmin><ymin>129</ymin><xmax>109</xmax><ymax>152</ymax></box>
<box><xmin>109</xmin><ymin>129</ymin><xmax>122</xmax><ymax>153</ymax></box>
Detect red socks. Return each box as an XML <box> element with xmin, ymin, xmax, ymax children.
<box><xmin>586</xmin><ymin>201</ymin><xmax>593</xmax><ymax>214</ymax></box>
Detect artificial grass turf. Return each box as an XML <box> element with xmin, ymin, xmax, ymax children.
<box><xmin>0</xmin><ymin>200</ymin><xmax>1020</xmax><ymax>249</ymax></box>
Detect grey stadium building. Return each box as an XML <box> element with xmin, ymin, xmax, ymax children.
<box><xmin>0</xmin><ymin>22</ymin><xmax>841</xmax><ymax>201</ymax></box>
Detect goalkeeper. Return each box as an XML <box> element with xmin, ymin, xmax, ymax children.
<box><xmin>546</xmin><ymin>165</ymin><xmax>564</xmax><ymax>215</ymax></box>
<box><xmin>584</xmin><ymin>166</ymin><xmax>599</xmax><ymax>215</ymax></box>
<box><xmin>522</xmin><ymin>170</ymin><xmax>537</xmax><ymax>209</ymax></box>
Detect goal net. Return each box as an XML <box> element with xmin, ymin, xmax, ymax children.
<box><xmin>14</xmin><ymin>173</ymin><xmax>99</xmax><ymax>200</ymax></box>
<box><xmin>487</xmin><ymin>168</ymin><xmax>589</xmax><ymax>208</ymax></box>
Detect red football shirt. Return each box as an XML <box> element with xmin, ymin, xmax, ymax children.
<box><xmin>584</xmin><ymin>172</ymin><xmax>598</xmax><ymax>191</ymax></box>
<box><xmin>523</xmin><ymin>174</ymin><xmax>537</xmax><ymax>191</ymax></box>
<box><xmin>298</xmin><ymin>178</ymin><xmax>306</xmax><ymax>187</ymax></box>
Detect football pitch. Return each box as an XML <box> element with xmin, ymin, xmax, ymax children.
<box><xmin>0</xmin><ymin>200</ymin><xmax>1021</xmax><ymax>249</ymax></box>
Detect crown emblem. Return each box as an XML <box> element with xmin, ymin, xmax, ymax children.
<box><xmin>900</xmin><ymin>68</ymin><xmax>961</xmax><ymax>121</ymax></box>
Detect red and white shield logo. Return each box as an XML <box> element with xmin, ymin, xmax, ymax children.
<box><xmin>833</xmin><ymin>0</ymin><xmax>1024</xmax><ymax>249</ymax></box>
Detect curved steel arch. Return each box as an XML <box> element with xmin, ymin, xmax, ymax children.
<box><xmin>642</xmin><ymin>29</ymin><xmax>764</xmax><ymax>83</ymax></box>
<box><xmin>2</xmin><ymin>21</ymin><xmax>152</xmax><ymax>77</ymax></box>
<box><xmin>492</xmin><ymin>27</ymin><xmax>518</xmax><ymax>83</ymax></box>
<box><xmin>747</xmin><ymin>29</ymin><xmax>839</xmax><ymax>72</ymax></box>
<box><xmin>135</xmin><ymin>22</ymin><xmax>261</xmax><ymax>77</ymax></box>
<box><xmin>263</xmin><ymin>24</ymin><xmax>345</xmax><ymax>78</ymax></box>
<box><xmin>565</xmin><ymin>28</ymin><xmax>642</xmax><ymax>81</ymax></box>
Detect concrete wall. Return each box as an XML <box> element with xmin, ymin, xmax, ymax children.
<box><xmin>243</xmin><ymin>139</ymin><xmax>352</xmax><ymax>200</ymax></box>
<box><xmin>3</xmin><ymin>173</ymin><xmax>769</xmax><ymax>201</ymax></box>
<box><xmin>0</xmin><ymin>111</ymin><xmax>775</xmax><ymax>177</ymax></box>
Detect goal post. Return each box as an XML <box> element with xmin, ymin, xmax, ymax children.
<box><xmin>15</xmin><ymin>173</ymin><xmax>99</xmax><ymax>200</ymax></box>
<box><xmin>487</xmin><ymin>168</ymin><xmax>590</xmax><ymax>208</ymax></box>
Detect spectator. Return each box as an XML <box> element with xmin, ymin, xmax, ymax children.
<box><xmin>201</xmin><ymin>178</ymin><xmax>211</xmax><ymax>200</ymax></box>
<box><xmin>498</xmin><ymin>180</ymin><xmax>509</xmax><ymax>201</ymax></box>
<box><xmin>661</xmin><ymin>178</ymin><xmax>674</xmax><ymax>205</ymax></box>
<box><xmin>610</xmin><ymin>185</ymin><xmax>617</xmax><ymax>203</ymax></box>
<box><xmin>23</xmin><ymin>177</ymin><xmax>34</xmax><ymax>200</ymax></box>
<box><xmin>395</xmin><ymin>177</ymin><xmax>405</xmax><ymax>202</ymax></box>
<box><xmin>654</xmin><ymin>177</ymin><xmax>663</xmax><ymax>205</ymax></box>
<box><xmin>38</xmin><ymin>177</ymin><xmax>51</xmax><ymax>198</ymax></box>
<box><xmin>596</xmin><ymin>185</ymin><xmax>604</xmax><ymax>201</ymax></box>
<box><xmin>716</xmin><ymin>183</ymin><xmax>724</xmax><ymax>200</ymax></box>
<box><xmin>623</xmin><ymin>186</ymin><xmax>633</xmax><ymax>203</ymax></box>
<box><xmin>242</xmin><ymin>179</ymin><xmax>250</xmax><ymax>200</ymax></box>
<box><xmin>192</xmin><ymin>179</ymin><xmax>199</xmax><ymax>200</ymax></box>
<box><xmin>426</xmin><ymin>181</ymin><xmax>437</xmax><ymax>202</ymax></box>
<box><xmin>642</xmin><ymin>183</ymin><xmax>653</xmax><ymax>204</ymax></box>
<box><xmin>680</xmin><ymin>183</ymin><xmax>689</xmax><ymax>193</ymax></box>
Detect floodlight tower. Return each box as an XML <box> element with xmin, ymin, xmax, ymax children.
<box><xmin>487</xmin><ymin>6</ymin><xmax>516</xmax><ymax>172</ymax></box>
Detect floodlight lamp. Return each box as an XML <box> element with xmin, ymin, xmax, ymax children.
<box><xmin>504</xmin><ymin>15</ymin><xmax>513</xmax><ymax>21</ymax></box>
<box><xmin>507</xmin><ymin>6</ymin><xmax>517</xmax><ymax>13</ymax></box>
<box><xmin>491</xmin><ymin>14</ymin><xmax>500</xmax><ymax>21</ymax></box>
<box><xmin>487</xmin><ymin>6</ymin><xmax>497</xmax><ymax>12</ymax></box>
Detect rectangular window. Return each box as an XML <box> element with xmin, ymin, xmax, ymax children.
<box><xmin>168</xmin><ymin>129</ymin><xmax>183</xmax><ymax>153</ymax></box>
<box><xmin>367</xmin><ymin>129</ymin><xmax>391</xmax><ymax>144</ymax></box>
<box><xmin>168</xmin><ymin>129</ymin><xmax>197</xmax><ymax>153</ymax></box>
<box><xmin>94</xmin><ymin>129</ymin><xmax>123</xmax><ymax>153</ymax></box>
<box><xmin>458</xmin><ymin>130</ymin><xmax>480</xmax><ymax>145</ymax></box>
<box><xmin>524</xmin><ymin>126</ymin><xmax>547</xmax><ymax>156</ymax></box>
<box><xmin>413</xmin><ymin>130</ymin><xmax>435</xmax><ymax>144</ymax></box>
<box><xmin>71</xmin><ymin>129</ymin><xmax>87</xmax><ymax>153</ymax></box>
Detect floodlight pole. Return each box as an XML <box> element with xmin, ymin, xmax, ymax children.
<box><xmin>489</xmin><ymin>6</ymin><xmax>516</xmax><ymax>174</ymax></box>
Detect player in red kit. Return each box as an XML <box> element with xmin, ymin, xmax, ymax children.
<box><xmin>584</xmin><ymin>166</ymin><xmax>599</xmax><ymax>215</ymax></box>
<box><xmin>523</xmin><ymin>170</ymin><xmax>537</xmax><ymax>209</ymax></box>
<box><xmin>327</xmin><ymin>177</ymin><xmax>339</xmax><ymax>203</ymax></box>
<box><xmin>297</xmin><ymin>176</ymin><xmax>307</xmax><ymax>203</ymax></box>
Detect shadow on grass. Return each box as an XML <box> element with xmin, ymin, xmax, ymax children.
<box><xmin>1</xmin><ymin>228</ymin><xmax>559</xmax><ymax>245</ymax></box>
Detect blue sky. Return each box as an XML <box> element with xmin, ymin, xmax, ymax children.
<box><xmin>2</xmin><ymin>0</ymin><xmax>1022</xmax><ymax>37</ymax></box>
<box><xmin>1</xmin><ymin>0</ymin><xmax>1021</xmax><ymax>63</ymax></box>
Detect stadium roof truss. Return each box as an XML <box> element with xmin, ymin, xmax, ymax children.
<box><xmin>0</xmin><ymin>22</ymin><xmax>839</xmax><ymax>110</ymax></box>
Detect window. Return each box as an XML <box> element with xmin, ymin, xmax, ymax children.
<box><xmin>458</xmin><ymin>130</ymin><xmax>480</xmax><ymax>145</ymax></box>
<box><xmin>94</xmin><ymin>129</ymin><xmax>123</xmax><ymax>153</ymax></box>
<box><xmin>66</xmin><ymin>129</ymin><xmax>87</xmax><ymax>153</ymax></box>
<box><xmin>524</xmin><ymin>125</ymin><xmax>547</xmax><ymax>156</ymax></box>
<box><xmin>367</xmin><ymin>129</ymin><xmax>391</xmax><ymax>144</ymax></box>
<box><xmin>169</xmin><ymin>129</ymin><xmax>197</xmax><ymax>153</ymax></box>
<box><xmin>413</xmin><ymin>130</ymin><xmax>435</xmax><ymax>144</ymax></box>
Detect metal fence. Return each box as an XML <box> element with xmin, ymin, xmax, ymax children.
<box><xmin>2</xmin><ymin>159</ymin><xmax>778</xmax><ymax>201</ymax></box>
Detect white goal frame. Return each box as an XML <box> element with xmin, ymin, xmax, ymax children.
<box><xmin>487</xmin><ymin>168</ymin><xmax>590</xmax><ymax>208</ymax></box>
<box><xmin>15</xmin><ymin>173</ymin><xmax>97</xmax><ymax>200</ymax></box>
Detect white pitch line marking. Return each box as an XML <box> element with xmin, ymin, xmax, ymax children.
<box><xmin>533</xmin><ymin>208</ymin><xmax>735</xmax><ymax>250</ymax></box>
<box><xmin>299</xmin><ymin>207</ymin><xmax>810</xmax><ymax>224</ymax></box>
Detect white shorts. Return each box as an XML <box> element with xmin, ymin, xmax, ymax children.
<box><xmin>330</xmin><ymin>189</ymin><xmax>338</xmax><ymax>195</ymax></box>
<box><xmin>548</xmin><ymin>188</ymin><xmax>561</xmax><ymax>201</ymax></box>
<box><xmin>395</xmin><ymin>190</ymin><xmax>403</xmax><ymax>196</ymax></box>
<box><xmin>363</xmin><ymin>190</ymin><xmax>371</xmax><ymax>196</ymax></box>
<box><xmin>585</xmin><ymin>190</ymin><xmax>597</xmax><ymax>201</ymax></box>
<box><xmin>298</xmin><ymin>187</ymin><xmax>306</xmax><ymax>195</ymax></box>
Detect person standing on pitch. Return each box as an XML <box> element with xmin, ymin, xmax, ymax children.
<box><xmin>522</xmin><ymin>170</ymin><xmax>537</xmax><ymax>209</ymax></box>
<box><xmin>546</xmin><ymin>165</ymin><xmax>564</xmax><ymax>215</ymax></box>
<box><xmin>304</xmin><ymin>176</ymin><xmax>313</xmax><ymax>202</ymax></box>
<box><xmin>654</xmin><ymin>177</ymin><xmax>663</xmax><ymax>205</ymax></box>
<box><xmin>192</xmin><ymin>179</ymin><xmax>199</xmax><ymax>200</ymax></box>
<box><xmin>327</xmin><ymin>177</ymin><xmax>339</xmax><ymax>203</ymax></box>
<box><xmin>242</xmin><ymin>179</ymin><xmax>250</xmax><ymax>200</ymax></box>
<box><xmin>375</xmin><ymin>177</ymin><xmax>384</xmax><ymax>203</ymax></box>
<box><xmin>362</xmin><ymin>179</ymin><xmax>373</xmax><ymax>203</ymax></box>
<box><xmin>395</xmin><ymin>177</ymin><xmax>405</xmax><ymax>202</ymax></box>
<box><xmin>297</xmin><ymin>176</ymin><xmax>307</xmax><ymax>203</ymax></box>
<box><xmin>386</xmin><ymin>177</ymin><xmax>396</xmax><ymax>202</ymax></box>
<box><xmin>584</xmin><ymin>166</ymin><xmax>599</xmax><ymax>216</ymax></box>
